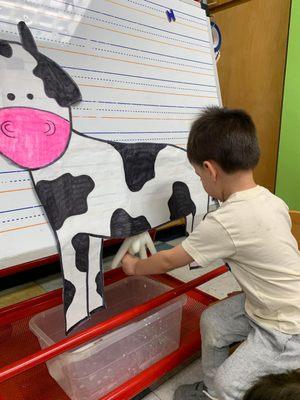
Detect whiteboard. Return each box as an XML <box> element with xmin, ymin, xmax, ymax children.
<box><xmin>0</xmin><ymin>0</ymin><xmax>221</xmax><ymax>269</ymax></box>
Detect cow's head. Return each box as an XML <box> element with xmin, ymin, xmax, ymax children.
<box><xmin>0</xmin><ymin>22</ymin><xmax>82</xmax><ymax>169</ymax></box>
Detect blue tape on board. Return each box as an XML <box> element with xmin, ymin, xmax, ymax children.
<box><xmin>166</xmin><ymin>9</ymin><xmax>176</xmax><ymax>22</ymax></box>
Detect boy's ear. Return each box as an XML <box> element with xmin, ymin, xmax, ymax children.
<box><xmin>203</xmin><ymin>161</ymin><xmax>218</xmax><ymax>181</ymax></box>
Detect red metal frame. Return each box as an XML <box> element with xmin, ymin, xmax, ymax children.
<box><xmin>0</xmin><ymin>254</ymin><xmax>59</xmax><ymax>278</ymax></box>
<box><xmin>0</xmin><ymin>239</ymin><xmax>121</xmax><ymax>277</ymax></box>
<box><xmin>0</xmin><ymin>267</ymin><xmax>128</xmax><ymax>326</ymax></box>
<box><xmin>0</xmin><ymin>266</ymin><xmax>228</xmax><ymax>390</ymax></box>
<box><xmin>0</xmin><ymin>231</ymin><xmax>157</xmax><ymax>278</ymax></box>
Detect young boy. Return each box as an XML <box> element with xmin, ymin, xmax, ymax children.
<box><xmin>121</xmin><ymin>107</ymin><xmax>300</xmax><ymax>400</ymax></box>
<box><xmin>243</xmin><ymin>370</ymin><xmax>300</xmax><ymax>400</ymax></box>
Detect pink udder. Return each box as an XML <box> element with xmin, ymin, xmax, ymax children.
<box><xmin>0</xmin><ymin>107</ymin><xmax>71</xmax><ymax>169</ymax></box>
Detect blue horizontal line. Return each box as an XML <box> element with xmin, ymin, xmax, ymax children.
<box><xmin>83</xmin><ymin>100</ymin><xmax>203</xmax><ymax>109</ymax></box>
<box><xmin>64</xmin><ymin>66</ymin><xmax>216</xmax><ymax>88</ymax></box>
<box><xmin>0</xmin><ymin>169</ymin><xmax>26</xmax><ymax>174</ymax></box>
<box><xmin>75</xmin><ymin>75</ymin><xmax>217</xmax><ymax>92</ymax></box>
<box><xmin>85</xmin><ymin>130</ymin><xmax>188</xmax><ymax>135</ymax></box>
<box><xmin>52</xmin><ymin>0</ymin><xmax>209</xmax><ymax>44</ymax></box>
<box><xmin>57</xmin><ymin>32</ymin><xmax>87</xmax><ymax>41</ymax></box>
<box><xmin>0</xmin><ymin>205</ymin><xmax>42</xmax><ymax>215</ymax></box>
<box><xmin>90</xmin><ymin>39</ymin><xmax>212</xmax><ymax>66</ymax></box>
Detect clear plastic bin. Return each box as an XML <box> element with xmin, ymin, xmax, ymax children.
<box><xmin>29</xmin><ymin>276</ymin><xmax>186</xmax><ymax>400</ymax></box>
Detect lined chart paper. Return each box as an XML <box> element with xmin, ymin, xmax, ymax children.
<box><xmin>0</xmin><ymin>0</ymin><xmax>221</xmax><ymax>269</ymax></box>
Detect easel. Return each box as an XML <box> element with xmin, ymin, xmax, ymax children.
<box><xmin>0</xmin><ymin>0</ymin><xmax>228</xmax><ymax>397</ymax></box>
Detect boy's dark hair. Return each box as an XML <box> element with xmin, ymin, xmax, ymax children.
<box><xmin>187</xmin><ymin>106</ymin><xmax>260</xmax><ymax>173</ymax></box>
<box><xmin>243</xmin><ymin>370</ymin><xmax>300</xmax><ymax>400</ymax></box>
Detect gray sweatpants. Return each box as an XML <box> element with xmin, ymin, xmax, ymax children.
<box><xmin>201</xmin><ymin>293</ymin><xmax>300</xmax><ymax>400</ymax></box>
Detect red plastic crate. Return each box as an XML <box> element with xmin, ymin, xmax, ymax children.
<box><xmin>0</xmin><ymin>266</ymin><xmax>228</xmax><ymax>400</ymax></box>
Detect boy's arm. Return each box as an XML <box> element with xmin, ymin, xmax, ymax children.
<box><xmin>121</xmin><ymin>244</ymin><xmax>194</xmax><ymax>276</ymax></box>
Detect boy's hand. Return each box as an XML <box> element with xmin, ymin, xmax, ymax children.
<box><xmin>121</xmin><ymin>245</ymin><xmax>194</xmax><ymax>276</ymax></box>
<box><xmin>121</xmin><ymin>253</ymin><xmax>139</xmax><ymax>275</ymax></box>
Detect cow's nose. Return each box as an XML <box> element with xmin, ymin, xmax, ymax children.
<box><xmin>44</xmin><ymin>120</ymin><xmax>56</xmax><ymax>136</ymax></box>
<box><xmin>0</xmin><ymin>121</ymin><xmax>15</xmax><ymax>138</ymax></box>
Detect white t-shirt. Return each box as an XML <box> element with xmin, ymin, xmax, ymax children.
<box><xmin>182</xmin><ymin>186</ymin><xmax>300</xmax><ymax>334</ymax></box>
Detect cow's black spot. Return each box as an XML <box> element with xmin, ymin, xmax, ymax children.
<box><xmin>0</xmin><ymin>40</ymin><xmax>12</xmax><ymax>58</ymax></box>
<box><xmin>168</xmin><ymin>181</ymin><xmax>196</xmax><ymax>220</ymax></box>
<box><xmin>72</xmin><ymin>233</ymin><xmax>90</xmax><ymax>273</ymax></box>
<box><xmin>110</xmin><ymin>209</ymin><xmax>151</xmax><ymax>237</ymax></box>
<box><xmin>108</xmin><ymin>142</ymin><xmax>167</xmax><ymax>192</ymax></box>
<box><xmin>18</xmin><ymin>21</ymin><xmax>81</xmax><ymax>107</ymax></box>
<box><xmin>63</xmin><ymin>279</ymin><xmax>76</xmax><ymax>314</ymax></box>
<box><xmin>35</xmin><ymin>173</ymin><xmax>95</xmax><ymax>231</ymax></box>
<box><xmin>95</xmin><ymin>244</ymin><xmax>104</xmax><ymax>298</ymax></box>
<box><xmin>95</xmin><ymin>270</ymin><xmax>104</xmax><ymax>298</ymax></box>
<box><xmin>33</xmin><ymin>53</ymin><xmax>82</xmax><ymax>107</ymax></box>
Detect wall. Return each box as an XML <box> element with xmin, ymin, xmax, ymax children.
<box><xmin>212</xmin><ymin>0</ymin><xmax>291</xmax><ymax>192</ymax></box>
<box><xmin>276</xmin><ymin>0</ymin><xmax>300</xmax><ymax>210</ymax></box>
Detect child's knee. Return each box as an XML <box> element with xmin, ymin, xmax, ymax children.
<box><xmin>200</xmin><ymin>306</ymin><xmax>222</xmax><ymax>345</ymax></box>
<box><xmin>200</xmin><ymin>306</ymin><xmax>218</xmax><ymax>330</ymax></box>
<box><xmin>214</xmin><ymin>364</ymin><xmax>249</xmax><ymax>400</ymax></box>
<box><xmin>213</xmin><ymin>367</ymin><xmax>233</xmax><ymax>400</ymax></box>
<box><xmin>200</xmin><ymin>304</ymin><xmax>222</xmax><ymax>334</ymax></box>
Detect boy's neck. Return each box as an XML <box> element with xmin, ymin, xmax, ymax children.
<box><xmin>221</xmin><ymin>170</ymin><xmax>257</xmax><ymax>202</ymax></box>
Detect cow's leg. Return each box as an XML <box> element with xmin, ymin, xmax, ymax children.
<box><xmin>87</xmin><ymin>235</ymin><xmax>104</xmax><ymax>314</ymax></box>
<box><xmin>59</xmin><ymin>237</ymin><xmax>89</xmax><ymax>333</ymax></box>
<box><xmin>186</xmin><ymin>213</ymin><xmax>195</xmax><ymax>234</ymax></box>
<box><xmin>60</xmin><ymin>234</ymin><xmax>104</xmax><ymax>333</ymax></box>
<box><xmin>71</xmin><ymin>233</ymin><xmax>104</xmax><ymax>316</ymax></box>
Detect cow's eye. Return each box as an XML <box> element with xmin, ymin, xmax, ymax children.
<box><xmin>7</xmin><ymin>93</ymin><xmax>15</xmax><ymax>101</ymax></box>
<box><xmin>27</xmin><ymin>93</ymin><xmax>34</xmax><ymax>100</ymax></box>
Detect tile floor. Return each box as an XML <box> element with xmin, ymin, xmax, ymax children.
<box><xmin>0</xmin><ymin>234</ymin><xmax>240</xmax><ymax>400</ymax></box>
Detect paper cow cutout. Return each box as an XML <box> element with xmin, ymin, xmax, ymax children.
<box><xmin>0</xmin><ymin>22</ymin><xmax>209</xmax><ymax>334</ymax></box>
